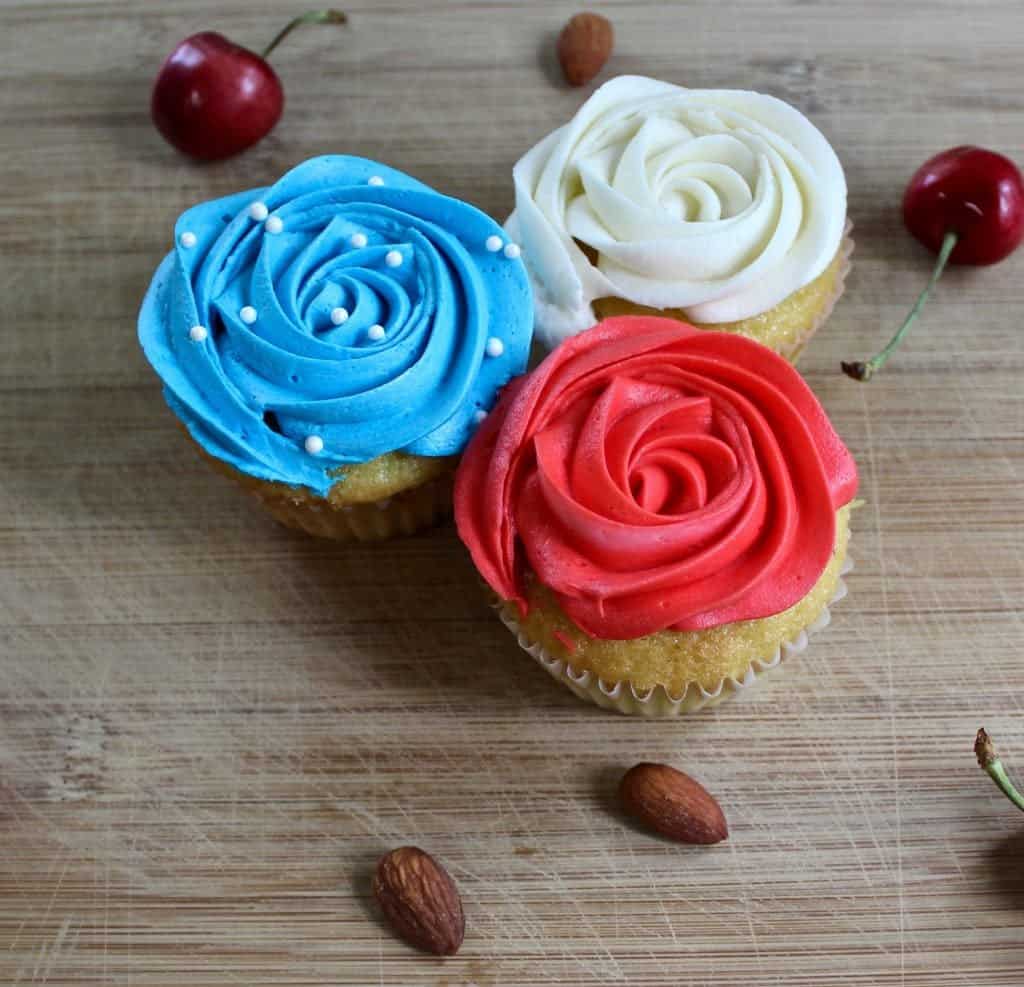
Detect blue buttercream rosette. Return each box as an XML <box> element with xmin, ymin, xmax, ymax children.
<box><xmin>139</xmin><ymin>156</ymin><xmax>532</xmax><ymax>496</ymax></box>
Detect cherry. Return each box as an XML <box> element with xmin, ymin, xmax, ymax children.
<box><xmin>151</xmin><ymin>10</ymin><xmax>346</xmax><ymax>162</ymax></box>
<box><xmin>843</xmin><ymin>146</ymin><xmax>1024</xmax><ymax>381</ymax></box>
<box><xmin>904</xmin><ymin>147</ymin><xmax>1024</xmax><ymax>265</ymax></box>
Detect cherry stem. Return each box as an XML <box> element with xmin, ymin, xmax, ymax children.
<box><xmin>975</xmin><ymin>728</ymin><xmax>1024</xmax><ymax>812</ymax></box>
<box><xmin>261</xmin><ymin>9</ymin><xmax>347</xmax><ymax>60</ymax></box>
<box><xmin>842</xmin><ymin>229</ymin><xmax>958</xmax><ymax>382</ymax></box>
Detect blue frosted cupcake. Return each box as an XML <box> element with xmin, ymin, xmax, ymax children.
<box><xmin>139</xmin><ymin>156</ymin><xmax>533</xmax><ymax>539</ymax></box>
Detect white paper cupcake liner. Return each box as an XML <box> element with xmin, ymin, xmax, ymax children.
<box><xmin>780</xmin><ymin>220</ymin><xmax>855</xmax><ymax>364</ymax></box>
<box><xmin>494</xmin><ymin>555</ymin><xmax>853</xmax><ymax>717</ymax></box>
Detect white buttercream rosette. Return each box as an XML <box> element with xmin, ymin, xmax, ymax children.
<box><xmin>507</xmin><ymin>76</ymin><xmax>847</xmax><ymax>348</ymax></box>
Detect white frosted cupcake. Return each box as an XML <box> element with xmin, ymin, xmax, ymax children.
<box><xmin>508</xmin><ymin>76</ymin><xmax>851</xmax><ymax>361</ymax></box>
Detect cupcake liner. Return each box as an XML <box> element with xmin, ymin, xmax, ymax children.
<box><xmin>781</xmin><ymin>221</ymin><xmax>855</xmax><ymax>364</ymax></box>
<box><xmin>247</xmin><ymin>470</ymin><xmax>454</xmax><ymax>541</ymax></box>
<box><xmin>186</xmin><ymin>423</ymin><xmax>454</xmax><ymax>541</ymax></box>
<box><xmin>494</xmin><ymin>555</ymin><xmax>853</xmax><ymax>717</ymax></box>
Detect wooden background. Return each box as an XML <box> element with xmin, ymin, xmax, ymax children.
<box><xmin>2</xmin><ymin>1</ymin><xmax>1024</xmax><ymax>984</ymax></box>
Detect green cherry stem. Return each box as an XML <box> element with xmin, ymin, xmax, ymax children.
<box><xmin>261</xmin><ymin>9</ymin><xmax>347</xmax><ymax>60</ymax></box>
<box><xmin>975</xmin><ymin>728</ymin><xmax>1024</xmax><ymax>812</ymax></box>
<box><xmin>842</xmin><ymin>230</ymin><xmax>958</xmax><ymax>382</ymax></box>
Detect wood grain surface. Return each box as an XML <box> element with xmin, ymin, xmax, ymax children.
<box><xmin>2</xmin><ymin>1</ymin><xmax>1024</xmax><ymax>984</ymax></box>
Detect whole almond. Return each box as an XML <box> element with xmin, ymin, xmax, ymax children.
<box><xmin>373</xmin><ymin>846</ymin><xmax>465</xmax><ymax>956</ymax></box>
<box><xmin>619</xmin><ymin>763</ymin><xmax>728</xmax><ymax>845</ymax></box>
<box><xmin>557</xmin><ymin>12</ymin><xmax>614</xmax><ymax>87</ymax></box>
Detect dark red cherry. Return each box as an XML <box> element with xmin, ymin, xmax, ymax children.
<box><xmin>151</xmin><ymin>11</ymin><xmax>346</xmax><ymax>162</ymax></box>
<box><xmin>844</xmin><ymin>146</ymin><xmax>1024</xmax><ymax>381</ymax></box>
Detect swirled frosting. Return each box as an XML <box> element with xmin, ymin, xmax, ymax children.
<box><xmin>455</xmin><ymin>317</ymin><xmax>857</xmax><ymax>639</ymax></box>
<box><xmin>507</xmin><ymin>76</ymin><xmax>847</xmax><ymax>348</ymax></box>
<box><xmin>139</xmin><ymin>156</ymin><xmax>532</xmax><ymax>496</ymax></box>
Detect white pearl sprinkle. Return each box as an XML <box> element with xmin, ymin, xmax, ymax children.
<box><xmin>304</xmin><ymin>435</ymin><xmax>324</xmax><ymax>455</ymax></box>
<box><xmin>485</xmin><ymin>337</ymin><xmax>504</xmax><ymax>358</ymax></box>
<box><xmin>179</xmin><ymin>231</ymin><xmax>197</xmax><ymax>248</ymax></box>
<box><xmin>473</xmin><ymin>409</ymin><xmax>488</xmax><ymax>424</ymax></box>
<box><xmin>350</xmin><ymin>232</ymin><xmax>368</xmax><ymax>248</ymax></box>
<box><xmin>264</xmin><ymin>215</ymin><xmax>284</xmax><ymax>234</ymax></box>
<box><xmin>503</xmin><ymin>242</ymin><xmax>522</xmax><ymax>259</ymax></box>
<box><xmin>240</xmin><ymin>306</ymin><xmax>257</xmax><ymax>324</ymax></box>
<box><xmin>330</xmin><ymin>307</ymin><xmax>349</xmax><ymax>325</ymax></box>
<box><xmin>368</xmin><ymin>175</ymin><xmax>385</xmax><ymax>187</ymax></box>
<box><xmin>248</xmin><ymin>201</ymin><xmax>269</xmax><ymax>221</ymax></box>
<box><xmin>368</xmin><ymin>324</ymin><xmax>386</xmax><ymax>341</ymax></box>
<box><xmin>385</xmin><ymin>250</ymin><xmax>403</xmax><ymax>268</ymax></box>
<box><xmin>188</xmin><ymin>324</ymin><xmax>208</xmax><ymax>342</ymax></box>
<box><xmin>485</xmin><ymin>235</ymin><xmax>503</xmax><ymax>252</ymax></box>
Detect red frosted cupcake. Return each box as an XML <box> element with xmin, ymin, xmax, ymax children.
<box><xmin>455</xmin><ymin>316</ymin><xmax>858</xmax><ymax>715</ymax></box>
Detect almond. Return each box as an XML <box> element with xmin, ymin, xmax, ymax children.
<box><xmin>619</xmin><ymin>762</ymin><xmax>728</xmax><ymax>845</ymax></box>
<box><xmin>557</xmin><ymin>12</ymin><xmax>614</xmax><ymax>87</ymax></box>
<box><xmin>372</xmin><ymin>846</ymin><xmax>465</xmax><ymax>956</ymax></box>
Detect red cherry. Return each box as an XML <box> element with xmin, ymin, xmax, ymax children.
<box><xmin>151</xmin><ymin>11</ymin><xmax>346</xmax><ymax>162</ymax></box>
<box><xmin>844</xmin><ymin>146</ymin><xmax>1024</xmax><ymax>381</ymax></box>
<box><xmin>903</xmin><ymin>146</ymin><xmax>1024</xmax><ymax>265</ymax></box>
<box><xmin>152</xmin><ymin>32</ymin><xmax>283</xmax><ymax>161</ymax></box>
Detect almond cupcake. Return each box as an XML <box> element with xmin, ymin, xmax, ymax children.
<box><xmin>455</xmin><ymin>316</ymin><xmax>858</xmax><ymax>715</ymax></box>
<box><xmin>139</xmin><ymin>155</ymin><xmax>532</xmax><ymax>540</ymax></box>
<box><xmin>507</xmin><ymin>75</ymin><xmax>851</xmax><ymax>361</ymax></box>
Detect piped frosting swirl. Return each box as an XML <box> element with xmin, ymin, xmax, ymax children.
<box><xmin>455</xmin><ymin>317</ymin><xmax>858</xmax><ymax>639</ymax></box>
<box><xmin>139</xmin><ymin>156</ymin><xmax>532</xmax><ymax>495</ymax></box>
<box><xmin>507</xmin><ymin>76</ymin><xmax>847</xmax><ymax>348</ymax></box>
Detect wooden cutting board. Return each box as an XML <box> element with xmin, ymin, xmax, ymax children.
<box><xmin>2</xmin><ymin>1</ymin><xmax>1024</xmax><ymax>984</ymax></box>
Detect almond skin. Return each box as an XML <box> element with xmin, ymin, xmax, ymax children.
<box><xmin>373</xmin><ymin>846</ymin><xmax>465</xmax><ymax>956</ymax></box>
<box><xmin>557</xmin><ymin>12</ymin><xmax>614</xmax><ymax>87</ymax></box>
<box><xmin>619</xmin><ymin>763</ymin><xmax>729</xmax><ymax>845</ymax></box>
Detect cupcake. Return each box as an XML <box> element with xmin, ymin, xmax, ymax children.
<box><xmin>507</xmin><ymin>76</ymin><xmax>851</xmax><ymax>361</ymax></box>
<box><xmin>139</xmin><ymin>156</ymin><xmax>532</xmax><ymax>540</ymax></box>
<box><xmin>455</xmin><ymin>316</ymin><xmax>858</xmax><ymax>715</ymax></box>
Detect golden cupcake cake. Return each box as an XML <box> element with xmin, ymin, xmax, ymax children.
<box><xmin>508</xmin><ymin>75</ymin><xmax>851</xmax><ymax>361</ymax></box>
<box><xmin>455</xmin><ymin>316</ymin><xmax>858</xmax><ymax>715</ymax></box>
<box><xmin>139</xmin><ymin>155</ymin><xmax>532</xmax><ymax>540</ymax></box>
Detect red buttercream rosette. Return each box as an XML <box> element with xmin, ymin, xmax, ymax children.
<box><xmin>455</xmin><ymin>317</ymin><xmax>857</xmax><ymax>640</ymax></box>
